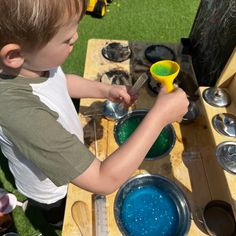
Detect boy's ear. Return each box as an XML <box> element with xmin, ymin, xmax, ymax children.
<box><xmin>0</xmin><ymin>44</ymin><xmax>24</xmax><ymax>69</ymax></box>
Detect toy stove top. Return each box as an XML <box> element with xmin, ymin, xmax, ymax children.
<box><xmin>84</xmin><ymin>39</ymin><xmax>198</xmax><ymax>100</ymax></box>
<box><xmin>63</xmin><ymin>39</ymin><xmax>236</xmax><ymax>236</ymax></box>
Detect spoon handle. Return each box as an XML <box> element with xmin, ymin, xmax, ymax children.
<box><xmin>117</xmin><ymin>73</ymin><xmax>148</xmax><ymax>111</ymax></box>
<box><xmin>130</xmin><ymin>73</ymin><xmax>148</xmax><ymax>94</ymax></box>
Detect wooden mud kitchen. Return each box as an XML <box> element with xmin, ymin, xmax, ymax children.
<box><xmin>61</xmin><ymin>38</ymin><xmax>236</xmax><ymax>236</ymax></box>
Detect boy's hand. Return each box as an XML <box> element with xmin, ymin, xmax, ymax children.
<box><xmin>153</xmin><ymin>87</ymin><xmax>189</xmax><ymax>124</ymax></box>
<box><xmin>106</xmin><ymin>85</ymin><xmax>138</xmax><ymax>107</ymax></box>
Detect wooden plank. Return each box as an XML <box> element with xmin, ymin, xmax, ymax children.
<box><xmin>83</xmin><ymin>39</ymin><xmax>131</xmax><ymax>81</ymax></box>
<box><xmin>216</xmin><ymin>46</ymin><xmax>236</xmax><ymax>87</ymax></box>
<box><xmin>79</xmin><ymin>98</ymin><xmax>108</xmax><ymax>161</ymax></box>
<box><xmin>228</xmin><ymin>74</ymin><xmax>236</xmax><ymax>107</ymax></box>
<box><xmin>106</xmin><ymin>119</ymin><xmax>122</xmax><ymax>236</ymax></box>
<box><xmin>199</xmin><ymin>86</ymin><xmax>236</xmax><ymax>218</ymax></box>
<box><xmin>62</xmin><ymin>97</ymin><xmax>109</xmax><ymax>235</ymax></box>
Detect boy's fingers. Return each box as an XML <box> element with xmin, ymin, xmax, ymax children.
<box><xmin>158</xmin><ymin>86</ymin><xmax>167</xmax><ymax>95</ymax></box>
<box><xmin>173</xmin><ymin>83</ymin><xmax>179</xmax><ymax>89</ymax></box>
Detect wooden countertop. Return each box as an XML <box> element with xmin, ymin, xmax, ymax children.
<box><xmin>62</xmin><ymin>39</ymin><xmax>236</xmax><ymax>236</ymax></box>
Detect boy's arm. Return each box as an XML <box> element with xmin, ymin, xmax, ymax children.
<box><xmin>72</xmin><ymin>107</ymin><xmax>165</xmax><ymax>195</ymax></box>
<box><xmin>71</xmin><ymin>88</ymin><xmax>189</xmax><ymax>195</ymax></box>
<box><xmin>66</xmin><ymin>73</ymin><xmax>134</xmax><ymax>106</ymax></box>
<box><xmin>66</xmin><ymin>74</ymin><xmax>111</xmax><ymax>99</ymax></box>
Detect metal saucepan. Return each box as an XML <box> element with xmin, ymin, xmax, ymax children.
<box><xmin>114</xmin><ymin>110</ymin><xmax>176</xmax><ymax>160</ymax></box>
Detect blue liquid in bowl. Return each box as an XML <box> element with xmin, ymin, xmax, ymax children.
<box><xmin>121</xmin><ymin>186</ymin><xmax>179</xmax><ymax>236</ymax></box>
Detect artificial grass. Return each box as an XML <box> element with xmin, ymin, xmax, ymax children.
<box><xmin>63</xmin><ymin>0</ymin><xmax>200</xmax><ymax>75</ymax></box>
<box><xmin>0</xmin><ymin>1</ymin><xmax>200</xmax><ymax>235</ymax></box>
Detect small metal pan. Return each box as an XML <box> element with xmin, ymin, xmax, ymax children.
<box><xmin>202</xmin><ymin>200</ymin><xmax>236</xmax><ymax>236</ymax></box>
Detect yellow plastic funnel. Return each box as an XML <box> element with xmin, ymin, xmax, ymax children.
<box><xmin>150</xmin><ymin>60</ymin><xmax>180</xmax><ymax>93</ymax></box>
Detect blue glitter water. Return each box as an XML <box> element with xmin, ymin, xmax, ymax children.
<box><xmin>121</xmin><ymin>186</ymin><xmax>179</xmax><ymax>236</ymax></box>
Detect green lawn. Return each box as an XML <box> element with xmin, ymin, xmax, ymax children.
<box><xmin>63</xmin><ymin>0</ymin><xmax>200</xmax><ymax>75</ymax></box>
<box><xmin>0</xmin><ymin>1</ymin><xmax>200</xmax><ymax>235</ymax></box>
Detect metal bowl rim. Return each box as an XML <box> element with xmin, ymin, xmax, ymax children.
<box><xmin>202</xmin><ymin>200</ymin><xmax>236</xmax><ymax>235</ymax></box>
<box><xmin>101</xmin><ymin>43</ymin><xmax>132</xmax><ymax>62</ymax></box>
<box><xmin>144</xmin><ymin>44</ymin><xmax>176</xmax><ymax>63</ymax></box>
<box><xmin>114</xmin><ymin>173</ymin><xmax>191</xmax><ymax>236</ymax></box>
<box><xmin>213</xmin><ymin>113</ymin><xmax>236</xmax><ymax>120</ymax></box>
<box><xmin>114</xmin><ymin>109</ymin><xmax>176</xmax><ymax>160</ymax></box>
<box><xmin>215</xmin><ymin>141</ymin><xmax>236</xmax><ymax>175</ymax></box>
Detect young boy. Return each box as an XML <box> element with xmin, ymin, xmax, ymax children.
<box><xmin>0</xmin><ymin>0</ymin><xmax>189</xmax><ymax>227</ymax></box>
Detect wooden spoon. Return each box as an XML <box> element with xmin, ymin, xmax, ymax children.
<box><xmin>71</xmin><ymin>201</ymin><xmax>90</xmax><ymax>236</ymax></box>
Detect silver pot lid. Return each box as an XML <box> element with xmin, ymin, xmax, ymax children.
<box><xmin>203</xmin><ymin>87</ymin><xmax>231</xmax><ymax>107</ymax></box>
<box><xmin>216</xmin><ymin>142</ymin><xmax>236</xmax><ymax>174</ymax></box>
<box><xmin>212</xmin><ymin>113</ymin><xmax>236</xmax><ymax>137</ymax></box>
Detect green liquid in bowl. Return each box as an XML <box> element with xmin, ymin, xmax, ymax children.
<box><xmin>115</xmin><ymin>112</ymin><xmax>175</xmax><ymax>159</ymax></box>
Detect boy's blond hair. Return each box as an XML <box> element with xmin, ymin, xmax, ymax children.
<box><xmin>0</xmin><ymin>0</ymin><xmax>87</xmax><ymax>51</ymax></box>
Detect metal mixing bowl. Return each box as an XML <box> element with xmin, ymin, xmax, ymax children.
<box><xmin>114</xmin><ymin>174</ymin><xmax>191</xmax><ymax>236</ymax></box>
<box><xmin>114</xmin><ymin>110</ymin><xmax>176</xmax><ymax>160</ymax></box>
<box><xmin>103</xmin><ymin>100</ymin><xmax>128</xmax><ymax>120</ymax></box>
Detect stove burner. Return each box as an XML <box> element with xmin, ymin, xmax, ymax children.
<box><xmin>102</xmin><ymin>42</ymin><xmax>131</xmax><ymax>62</ymax></box>
<box><xmin>100</xmin><ymin>70</ymin><xmax>133</xmax><ymax>86</ymax></box>
<box><xmin>212</xmin><ymin>113</ymin><xmax>236</xmax><ymax>137</ymax></box>
<box><xmin>203</xmin><ymin>87</ymin><xmax>231</xmax><ymax>107</ymax></box>
<box><xmin>216</xmin><ymin>142</ymin><xmax>236</xmax><ymax>174</ymax></box>
<box><xmin>144</xmin><ymin>45</ymin><xmax>176</xmax><ymax>63</ymax></box>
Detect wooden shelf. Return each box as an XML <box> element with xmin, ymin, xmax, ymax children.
<box><xmin>197</xmin><ymin>47</ymin><xmax>236</xmax><ymax>222</ymax></box>
<box><xmin>199</xmin><ymin>86</ymin><xmax>236</xmax><ymax>146</ymax></box>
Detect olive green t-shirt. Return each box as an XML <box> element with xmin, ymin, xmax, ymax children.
<box><xmin>0</xmin><ymin>67</ymin><xmax>95</xmax><ymax>203</ymax></box>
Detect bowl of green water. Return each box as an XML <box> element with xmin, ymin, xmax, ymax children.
<box><xmin>114</xmin><ymin>110</ymin><xmax>176</xmax><ymax>160</ymax></box>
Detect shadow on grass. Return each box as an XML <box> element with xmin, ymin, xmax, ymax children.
<box><xmin>0</xmin><ymin>151</ymin><xmax>61</xmax><ymax>235</ymax></box>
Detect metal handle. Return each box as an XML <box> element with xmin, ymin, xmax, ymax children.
<box><xmin>130</xmin><ymin>73</ymin><xmax>148</xmax><ymax>94</ymax></box>
<box><xmin>116</xmin><ymin>73</ymin><xmax>148</xmax><ymax>111</ymax></box>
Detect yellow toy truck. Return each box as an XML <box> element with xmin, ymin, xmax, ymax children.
<box><xmin>87</xmin><ymin>0</ymin><xmax>112</xmax><ymax>18</ymax></box>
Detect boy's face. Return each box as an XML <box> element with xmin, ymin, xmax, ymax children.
<box><xmin>22</xmin><ymin>18</ymin><xmax>79</xmax><ymax>73</ymax></box>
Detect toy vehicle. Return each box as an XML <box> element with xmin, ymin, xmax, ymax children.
<box><xmin>87</xmin><ymin>0</ymin><xmax>112</xmax><ymax>18</ymax></box>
